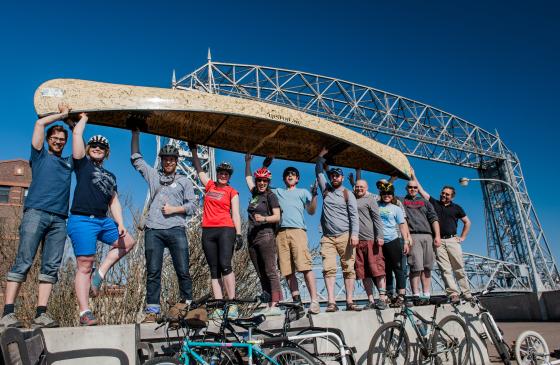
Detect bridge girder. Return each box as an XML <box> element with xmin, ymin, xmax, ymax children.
<box><xmin>166</xmin><ymin>59</ymin><xmax>558</xmax><ymax>291</ymax></box>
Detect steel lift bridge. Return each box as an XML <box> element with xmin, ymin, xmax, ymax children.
<box><xmin>150</xmin><ymin>54</ymin><xmax>559</xmax><ymax>301</ymax></box>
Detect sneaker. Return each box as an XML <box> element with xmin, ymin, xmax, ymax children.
<box><xmin>32</xmin><ymin>313</ymin><xmax>59</xmax><ymax>328</ymax></box>
<box><xmin>90</xmin><ymin>269</ymin><xmax>103</xmax><ymax>298</ymax></box>
<box><xmin>0</xmin><ymin>313</ymin><xmax>23</xmax><ymax>328</ymax></box>
<box><xmin>363</xmin><ymin>301</ymin><xmax>376</xmax><ymax>310</ymax></box>
<box><xmin>228</xmin><ymin>304</ymin><xmax>239</xmax><ymax>319</ymax></box>
<box><xmin>325</xmin><ymin>302</ymin><xmax>339</xmax><ymax>313</ymax></box>
<box><xmin>79</xmin><ymin>311</ymin><xmax>98</xmax><ymax>326</ymax></box>
<box><xmin>266</xmin><ymin>306</ymin><xmax>283</xmax><ymax>317</ymax></box>
<box><xmin>374</xmin><ymin>299</ymin><xmax>387</xmax><ymax>310</ymax></box>
<box><xmin>142</xmin><ymin>312</ymin><xmax>158</xmax><ymax>324</ymax></box>
<box><xmin>209</xmin><ymin>309</ymin><xmax>224</xmax><ymax>320</ymax></box>
<box><xmin>308</xmin><ymin>300</ymin><xmax>321</xmax><ymax>315</ymax></box>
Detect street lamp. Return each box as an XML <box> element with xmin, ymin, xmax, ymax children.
<box><xmin>458</xmin><ymin>177</ymin><xmax>544</xmax><ymax>292</ymax></box>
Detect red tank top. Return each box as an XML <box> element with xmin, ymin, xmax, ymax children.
<box><xmin>202</xmin><ymin>180</ymin><xmax>238</xmax><ymax>228</ymax></box>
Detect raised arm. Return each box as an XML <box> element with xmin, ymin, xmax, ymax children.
<box><xmin>348</xmin><ymin>168</ymin><xmax>361</xmax><ymax>188</ymax></box>
<box><xmin>131</xmin><ymin>130</ymin><xmax>140</xmax><ymax>155</ymax></box>
<box><xmin>109</xmin><ymin>193</ymin><xmax>127</xmax><ymax>237</ymax></box>
<box><xmin>315</xmin><ymin>147</ymin><xmax>329</xmax><ymax>192</ymax></box>
<box><xmin>306</xmin><ymin>181</ymin><xmax>318</xmax><ymax>215</ymax></box>
<box><xmin>32</xmin><ymin>102</ymin><xmax>70</xmax><ymax>150</ymax></box>
<box><xmin>189</xmin><ymin>143</ymin><xmax>210</xmax><ymax>186</ymax></box>
<box><xmin>412</xmin><ymin>169</ymin><xmax>431</xmax><ymax>201</ymax></box>
<box><xmin>231</xmin><ymin>194</ymin><xmax>242</xmax><ymax>235</ymax></box>
<box><xmin>245</xmin><ymin>153</ymin><xmax>255</xmax><ymax>191</ymax></box>
<box><xmin>72</xmin><ymin>113</ymin><xmax>89</xmax><ymax>159</ymax></box>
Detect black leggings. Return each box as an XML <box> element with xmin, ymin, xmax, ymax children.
<box><xmin>202</xmin><ymin>227</ymin><xmax>236</xmax><ymax>279</ymax></box>
<box><xmin>383</xmin><ymin>238</ymin><xmax>407</xmax><ymax>291</ymax></box>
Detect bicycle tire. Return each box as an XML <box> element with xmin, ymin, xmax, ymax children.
<box><xmin>480</xmin><ymin>312</ymin><xmax>511</xmax><ymax>364</ymax></box>
<box><xmin>295</xmin><ymin>328</ymin><xmax>354</xmax><ymax>365</ymax></box>
<box><xmin>143</xmin><ymin>356</ymin><xmax>182</xmax><ymax>365</ymax></box>
<box><xmin>431</xmin><ymin>315</ymin><xmax>471</xmax><ymax>365</ymax></box>
<box><xmin>367</xmin><ymin>322</ymin><xmax>410</xmax><ymax>365</ymax></box>
<box><xmin>515</xmin><ymin>330</ymin><xmax>550</xmax><ymax>365</ymax></box>
<box><xmin>264</xmin><ymin>346</ymin><xmax>319</xmax><ymax>365</ymax></box>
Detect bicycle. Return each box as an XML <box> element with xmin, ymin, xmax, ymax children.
<box><xmin>367</xmin><ymin>296</ymin><xmax>471</xmax><ymax>365</ymax></box>
<box><xmin>514</xmin><ymin>330</ymin><xmax>559</xmax><ymax>365</ymax></box>
<box><xmin>468</xmin><ymin>286</ymin><xmax>512</xmax><ymax>364</ymax></box>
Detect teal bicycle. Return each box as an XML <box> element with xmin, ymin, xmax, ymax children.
<box><xmin>144</xmin><ymin>297</ymin><xmax>317</xmax><ymax>365</ymax></box>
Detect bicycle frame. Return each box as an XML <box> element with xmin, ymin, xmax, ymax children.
<box><xmin>287</xmin><ymin>332</ymin><xmax>348</xmax><ymax>365</ymax></box>
<box><xmin>180</xmin><ymin>339</ymin><xmax>276</xmax><ymax>365</ymax></box>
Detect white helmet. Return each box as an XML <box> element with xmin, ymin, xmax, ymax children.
<box><xmin>87</xmin><ymin>135</ymin><xmax>110</xmax><ymax>149</ymax></box>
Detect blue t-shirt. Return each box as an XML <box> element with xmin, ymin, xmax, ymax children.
<box><xmin>379</xmin><ymin>202</ymin><xmax>405</xmax><ymax>241</ymax></box>
<box><xmin>271</xmin><ymin>187</ymin><xmax>312</xmax><ymax>230</ymax></box>
<box><xmin>24</xmin><ymin>145</ymin><xmax>73</xmax><ymax>217</ymax></box>
<box><xmin>70</xmin><ymin>157</ymin><xmax>117</xmax><ymax>217</ymax></box>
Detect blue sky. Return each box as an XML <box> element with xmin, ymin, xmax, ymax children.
<box><xmin>1</xmin><ymin>1</ymin><xmax>558</xmax><ymax>262</ymax></box>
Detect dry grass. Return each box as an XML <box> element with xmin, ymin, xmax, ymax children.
<box><xmin>0</xmin><ymin>195</ymin><xmax>259</xmax><ymax>327</ymax></box>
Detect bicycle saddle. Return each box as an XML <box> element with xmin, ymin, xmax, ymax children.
<box><xmin>232</xmin><ymin>314</ymin><xmax>266</xmax><ymax>328</ymax></box>
<box><xmin>429</xmin><ymin>297</ymin><xmax>449</xmax><ymax>306</ymax></box>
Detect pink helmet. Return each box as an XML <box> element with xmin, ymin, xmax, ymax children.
<box><xmin>254</xmin><ymin>167</ymin><xmax>272</xmax><ymax>180</ymax></box>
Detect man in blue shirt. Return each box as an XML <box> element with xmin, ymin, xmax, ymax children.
<box><xmin>1</xmin><ymin>103</ymin><xmax>74</xmax><ymax>329</ymax></box>
<box><xmin>266</xmin><ymin>157</ymin><xmax>321</xmax><ymax>314</ymax></box>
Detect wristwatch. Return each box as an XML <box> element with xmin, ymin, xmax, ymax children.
<box><xmin>404</xmin><ymin>239</ymin><xmax>411</xmax><ymax>245</ymax></box>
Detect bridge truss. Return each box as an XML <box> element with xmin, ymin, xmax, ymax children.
<box><xmin>155</xmin><ymin>56</ymin><xmax>558</xmax><ymax>298</ymax></box>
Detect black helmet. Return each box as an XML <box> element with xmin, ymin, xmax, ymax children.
<box><xmin>216</xmin><ymin>162</ymin><xmax>234</xmax><ymax>175</ymax></box>
<box><xmin>159</xmin><ymin>145</ymin><xmax>179</xmax><ymax>158</ymax></box>
<box><xmin>283</xmin><ymin>166</ymin><xmax>300</xmax><ymax>179</ymax></box>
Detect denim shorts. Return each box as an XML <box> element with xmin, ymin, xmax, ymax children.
<box><xmin>67</xmin><ymin>215</ymin><xmax>119</xmax><ymax>256</ymax></box>
<box><xmin>7</xmin><ymin>208</ymin><xmax>67</xmax><ymax>284</ymax></box>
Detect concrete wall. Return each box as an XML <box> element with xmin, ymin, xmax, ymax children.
<box><xmin>42</xmin><ymin>324</ymin><xmax>137</xmax><ymax>365</ymax></box>
<box><xmin>480</xmin><ymin>291</ymin><xmax>560</xmax><ymax>321</ymax></box>
<box><xmin>542</xmin><ymin>290</ymin><xmax>560</xmax><ymax>320</ymax></box>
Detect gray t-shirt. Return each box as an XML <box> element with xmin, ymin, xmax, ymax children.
<box><xmin>356</xmin><ymin>193</ymin><xmax>384</xmax><ymax>241</ymax></box>
<box><xmin>131</xmin><ymin>153</ymin><xmax>197</xmax><ymax>229</ymax></box>
<box><xmin>316</xmin><ymin>157</ymin><xmax>359</xmax><ymax>237</ymax></box>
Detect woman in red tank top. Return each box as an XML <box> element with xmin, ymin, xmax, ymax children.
<box><xmin>191</xmin><ymin>144</ymin><xmax>242</xmax><ymax>315</ymax></box>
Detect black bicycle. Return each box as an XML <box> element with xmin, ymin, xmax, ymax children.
<box><xmin>367</xmin><ymin>297</ymin><xmax>471</xmax><ymax>365</ymax></box>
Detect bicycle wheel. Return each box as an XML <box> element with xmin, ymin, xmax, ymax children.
<box><xmin>515</xmin><ymin>330</ymin><xmax>550</xmax><ymax>365</ymax></box>
<box><xmin>264</xmin><ymin>347</ymin><xmax>318</xmax><ymax>365</ymax></box>
<box><xmin>367</xmin><ymin>322</ymin><xmax>410</xmax><ymax>365</ymax></box>
<box><xmin>431</xmin><ymin>315</ymin><xmax>471</xmax><ymax>365</ymax></box>
<box><xmin>143</xmin><ymin>356</ymin><xmax>182</xmax><ymax>365</ymax></box>
<box><xmin>296</xmin><ymin>329</ymin><xmax>353</xmax><ymax>365</ymax></box>
<box><xmin>193</xmin><ymin>346</ymin><xmax>240</xmax><ymax>365</ymax></box>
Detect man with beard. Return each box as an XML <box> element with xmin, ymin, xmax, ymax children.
<box><xmin>131</xmin><ymin>131</ymin><xmax>197</xmax><ymax>322</ymax></box>
<box><xmin>316</xmin><ymin>147</ymin><xmax>360</xmax><ymax>312</ymax></box>
<box><xmin>413</xmin><ymin>170</ymin><xmax>472</xmax><ymax>303</ymax></box>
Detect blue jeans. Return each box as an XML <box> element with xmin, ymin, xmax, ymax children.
<box><xmin>7</xmin><ymin>208</ymin><xmax>67</xmax><ymax>284</ymax></box>
<box><xmin>145</xmin><ymin>227</ymin><xmax>192</xmax><ymax>306</ymax></box>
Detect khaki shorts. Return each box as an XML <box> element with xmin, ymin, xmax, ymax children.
<box><xmin>320</xmin><ymin>232</ymin><xmax>356</xmax><ymax>279</ymax></box>
<box><xmin>355</xmin><ymin>240</ymin><xmax>385</xmax><ymax>279</ymax></box>
<box><xmin>276</xmin><ymin>228</ymin><xmax>313</xmax><ymax>276</ymax></box>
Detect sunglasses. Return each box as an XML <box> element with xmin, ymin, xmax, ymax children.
<box><xmin>407</xmin><ymin>186</ymin><xmax>419</xmax><ymax>189</ymax></box>
<box><xmin>256</xmin><ymin>178</ymin><xmax>269</xmax><ymax>183</ymax></box>
<box><xmin>380</xmin><ymin>192</ymin><xmax>393</xmax><ymax>196</ymax></box>
<box><xmin>89</xmin><ymin>142</ymin><xmax>107</xmax><ymax>150</ymax></box>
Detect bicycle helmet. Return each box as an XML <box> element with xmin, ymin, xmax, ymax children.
<box><xmin>87</xmin><ymin>135</ymin><xmax>110</xmax><ymax>149</ymax></box>
<box><xmin>254</xmin><ymin>167</ymin><xmax>272</xmax><ymax>180</ymax></box>
<box><xmin>216</xmin><ymin>162</ymin><xmax>234</xmax><ymax>175</ymax></box>
<box><xmin>159</xmin><ymin>145</ymin><xmax>179</xmax><ymax>158</ymax></box>
<box><xmin>283</xmin><ymin>166</ymin><xmax>300</xmax><ymax>179</ymax></box>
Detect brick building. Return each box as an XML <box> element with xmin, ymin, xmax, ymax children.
<box><xmin>0</xmin><ymin>159</ymin><xmax>31</xmax><ymax>302</ymax></box>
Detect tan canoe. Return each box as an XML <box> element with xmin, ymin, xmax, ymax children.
<box><xmin>34</xmin><ymin>78</ymin><xmax>411</xmax><ymax>179</ymax></box>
